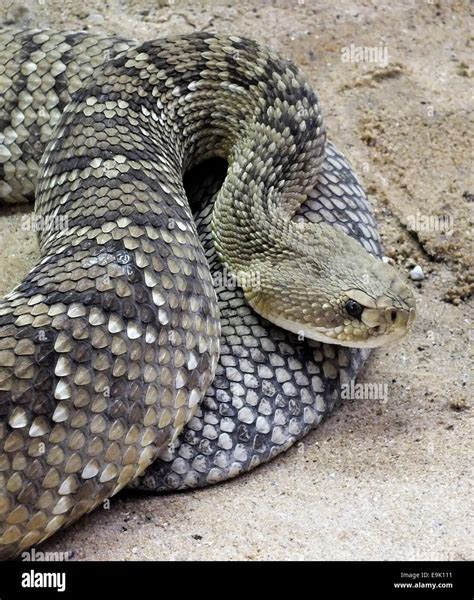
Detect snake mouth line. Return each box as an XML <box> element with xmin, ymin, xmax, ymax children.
<box><xmin>247</xmin><ymin>300</ymin><xmax>415</xmax><ymax>349</ymax></box>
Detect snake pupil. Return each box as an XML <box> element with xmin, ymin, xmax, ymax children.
<box><xmin>345</xmin><ymin>299</ymin><xmax>363</xmax><ymax>319</ymax></box>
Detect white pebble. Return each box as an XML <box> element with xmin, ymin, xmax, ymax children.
<box><xmin>87</xmin><ymin>13</ymin><xmax>104</xmax><ymax>25</ymax></box>
<box><xmin>409</xmin><ymin>265</ymin><xmax>424</xmax><ymax>281</ymax></box>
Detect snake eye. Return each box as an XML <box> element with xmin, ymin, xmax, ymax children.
<box><xmin>345</xmin><ymin>299</ymin><xmax>363</xmax><ymax>319</ymax></box>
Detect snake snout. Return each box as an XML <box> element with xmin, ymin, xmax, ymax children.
<box><xmin>391</xmin><ymin>279</ymin><xmax>417</xmax><ymax>330</ymax></box>
<box><xmin>384</xmin><ymin>305</ymin><xmax>416</xmax><ymax>330</ymax></box>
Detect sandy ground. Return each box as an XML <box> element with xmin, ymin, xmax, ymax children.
<box><xmin>0</xmin><ymin>0</ymin><xmax>472</xmax><ymax>560</ymax></box>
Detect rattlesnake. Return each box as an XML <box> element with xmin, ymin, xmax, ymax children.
<box><xmin>0</xmin><ymin>29</ymin><xmax>415</xmax><ymax>559</ymax></box>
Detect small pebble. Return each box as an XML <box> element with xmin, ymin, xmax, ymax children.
<box><xmin>409</xmin><ymin>265</ymin><xmax>424</xmax><ymax>281</ymax></box>
<box><xmin>87</xmin><ymin>13</ymin><xmax>104</xmax><ymax>25</ymax></box>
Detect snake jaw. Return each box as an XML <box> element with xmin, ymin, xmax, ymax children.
<box><xmin>244</xmin><ymin>299</ymin><xmax>415</xmax><ymax>348</ymax></box>
<box><xmin>242</xmin><ymin>263</ymin><xmax>416</xmax><ymax>349</ymax></box>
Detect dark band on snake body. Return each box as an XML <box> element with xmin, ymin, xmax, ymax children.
<box><xmin>0</xmin><ymin>29</ymin><xmax>415</xmax><ymax>558</ymax></box>
<box><xmin>134</xmin><ymin>150</ymin><xmax>380</xmax><ymax>492</ymax></box>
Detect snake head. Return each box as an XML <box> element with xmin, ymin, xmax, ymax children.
<box><xmin>241</xmin><ymin>222</ymin><xmax>416</xmax><ymax>349</ymax></box>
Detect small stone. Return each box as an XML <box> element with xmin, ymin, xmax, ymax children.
<box><xmin>409</xmin><ymin>265</ymin><xmax>424</xmax><ymax>281</ymax></box>
<box><xmin>87</xmin><ymin>13</ymin><xmax>104</xmax><ymax>25</ymax></box>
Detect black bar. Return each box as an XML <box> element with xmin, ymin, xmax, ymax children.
<box><xmin>0</xmin><ymin>561</ymin><xmax>471</xmax><ymax>598</ymax></box>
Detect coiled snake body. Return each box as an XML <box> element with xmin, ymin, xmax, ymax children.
<box><xmin>0</xmin><ymin>29</ymin><xmax>415</xmax><ymax>558</ymax></box>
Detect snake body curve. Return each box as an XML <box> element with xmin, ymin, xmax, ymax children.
<box><xmin>0</xmin><ymin>30</ymin><xmax>415</xmax><ymax>559</ymax></box>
